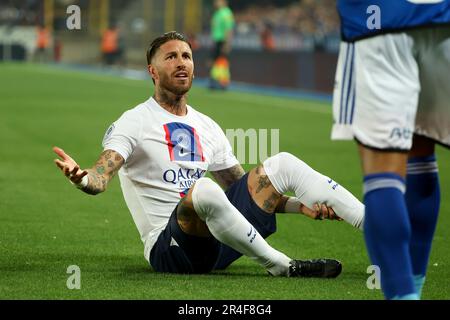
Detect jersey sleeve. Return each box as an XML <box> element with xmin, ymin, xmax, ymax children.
<box><xmin>102</xmin><ymin>109</ymin><xmax>142</xmax><ymax>162</ymax></box>
<box><xmin>208</xmin><ymin>119</ymin><xmax>239</xmax><ymax>172</ymax></box>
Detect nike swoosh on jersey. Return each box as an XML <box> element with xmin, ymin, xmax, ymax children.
<box><xmin>177</xmin><ymin>148</ymin><xmax>195</xmax><ymax>159</ymax></box>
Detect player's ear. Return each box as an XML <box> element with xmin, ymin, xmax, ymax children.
<box><xmin>148</xmin><ymin>64</ymin><xmax>158</xmax><ymax>81</ymax></box>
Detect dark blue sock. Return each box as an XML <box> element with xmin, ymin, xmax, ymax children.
<box><xmin>363</xmin><ymin>173</ymin><xmax>416</xmax><ymax>299</ymax></box>
<box><xmin>406</xmin><ymin>155</ymin><xmax>440</xmax><ymax>297</ymax></box>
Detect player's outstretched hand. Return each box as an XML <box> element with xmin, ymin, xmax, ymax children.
<box><xmin>53</xmin><ymin>146</ymin><xmax>88</xmax><ymax>185</ymax></box>
<box><xmin>300</xmin><ymin>203</ymin><xmax>343</xmax><ymax>221</ymax></box>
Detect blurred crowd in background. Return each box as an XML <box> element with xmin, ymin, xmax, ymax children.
<box><xmin>231</xmin><ymin>0</ymin><xmax>339</xmax><ymax>51</ymax></box>
<box><xmin>0</xmin><ymin>0</ymin><xmax>340</xmax><ymax>58</ymax></box>
<box><xmin>0</xmin><ymin>0</ymin><xmax>340</xmax><ymax>93</ymax></box>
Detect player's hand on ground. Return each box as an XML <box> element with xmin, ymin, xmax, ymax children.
<box><xmin>300</xmin><ymin>203</ymin><xmax>343</xmax><ymax>221</ymax></box>
<box><xmin>53</xmin><ymin>146</ymin><xmax>88</xmax><ymax>184</ymax></box>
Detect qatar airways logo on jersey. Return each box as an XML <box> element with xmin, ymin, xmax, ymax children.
<box><xmin>163</xmin><ymin>122</ymin><xmax>205</xmax><ymax>162</ymax></box>
<box><xmin>163</xmin><ymin>168</ymin><xmax>206</xmax><ymax>197</ymax></box>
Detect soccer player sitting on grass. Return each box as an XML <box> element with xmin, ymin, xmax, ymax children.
<box><xmin>53</xmin><ymin>31</ymin><xmax>364</xmax><ymax>277</ymax></box>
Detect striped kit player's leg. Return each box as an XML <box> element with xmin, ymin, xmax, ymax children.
<box><xmin>333</xmin><ymin>34</ymin><xmax>421</xmax><ymax>300</ymax></box>
<box><xmin>331</xmin><ymin>26</ymin><xmax>450</xmax><ymax>299</ymax></box>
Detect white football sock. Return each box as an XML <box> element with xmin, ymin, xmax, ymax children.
<box><xmin>263</xmin><ymin>152</ymin><xmax>364</xmax><ymax>230</ymax></box>
<box><xmin>192</xmin><ymin>177</ymin><xmax>291</xmax><ymax>276</ymax></box>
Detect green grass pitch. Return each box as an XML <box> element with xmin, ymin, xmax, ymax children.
<box><xmin>1</xmin><ymin>63</ymin><xmax>449</xmax><ymax>299</ymax></box>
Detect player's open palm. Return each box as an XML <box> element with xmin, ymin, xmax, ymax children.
<box><xmin>53</xmin><ymin>146</ymin><xmax>87</xmax><ymax>184</ymax></box>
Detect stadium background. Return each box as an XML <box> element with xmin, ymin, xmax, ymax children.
<box><xmin>0</xmin><ymin>0</ymin><xmax>339</xmax><ymax>92</ymax></box>
<box><xmin>0</xmin><ymin>0</ymin><xmax>449</xmax><ymax>300</ymax></box>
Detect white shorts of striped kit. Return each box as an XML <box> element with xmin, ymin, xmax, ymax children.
<box><xmin>331</xmin><ymin>26</ymin><xmax>450</xmax><ymax>151</ymax></box>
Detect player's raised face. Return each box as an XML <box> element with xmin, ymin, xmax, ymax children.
<box><xmin>150</xmin><ymin>40</ymin><xmax>194</xmax><ymax>96</ymax></box>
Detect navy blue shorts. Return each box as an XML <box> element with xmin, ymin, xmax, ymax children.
<box><xmin>149</xmin><ymin>173</ymin><xmax>277</xmax><ymax>274</ymax></box>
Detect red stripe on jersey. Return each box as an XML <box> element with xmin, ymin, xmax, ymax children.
<box><xmin>192</xmin><ymin>127</ymin><xmax>205</xmax><ymax>162</ymax></box>
<box><xmin>163</xmin><ymin>124</ymin><xmax>175</xmax><ymax>161</ymax></box>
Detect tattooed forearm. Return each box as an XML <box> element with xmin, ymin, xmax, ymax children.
<box><xmin>80</xmin><ymin>149</ymin><xmax>124</xmax><ymax>195</ymax></box>
<box><xmin>96</xmin><ymin>166</ymin><xmax>105</xmax><ymax>175</ymax></box>
<box><xmin>210</xmin><ymin>164</ymin><xmax>245</xmax><ymax>189</ymax></box>
<box><xmin>82</xmin><ymin>171</ymin><xmax>106</xmax><ymax>195</ymax></box>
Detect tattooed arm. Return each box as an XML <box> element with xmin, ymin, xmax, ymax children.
<box><xmin>53</xmin><ymin>146</ymin><xmax>124</xmax><ymax>195</ymax></box>
<box><xmin>210</xmin><ymin>164</ymin><xmax>246</xmax><ymax>189</ymax></box>
<box><xmin>83</xmin><ymin>149</ymin><xmax>124</xmax><ymax>195</ymax></box>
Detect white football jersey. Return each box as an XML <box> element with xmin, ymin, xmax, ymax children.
<box><xmin>102</xmin><ymin>97</ymin><xmax>239</xmax><ymax>261</ymax></box>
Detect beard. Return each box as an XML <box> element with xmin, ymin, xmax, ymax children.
<box><xmin>159</xmin><ymin>71</ymin><xmax>193</xmax><ymax>96</ymax></box>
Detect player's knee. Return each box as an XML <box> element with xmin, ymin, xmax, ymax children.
<box><xmin>264</xmin><ymin>151</ymin><xmax>314</xmax><ymax>178</ymax></box>
<box><xmin>194</xmin><ymin>177</ymin><xmax>221</xmax><ymax>194</ymax></box>
<box><xmin>192</xmin><ymin>177</ymin><xmax>227</xmax><ymax>220</ymax></box>
<box><xmin>273</xmin><ymin>152</ymin><xmax>296</xmax><ymax>164</ymax></box>
<box><xmin>264</xmin><ymin>152</ymin><xmax>291</xmax><ymax>174</ymax></box>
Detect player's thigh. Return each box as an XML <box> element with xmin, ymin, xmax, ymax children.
<box><xmin>224</xmin><ymin>172</ymin><xmax>277</xmax><ymax>237</ymax></box>
<box><xmin>176</xmin><ymin>184</ymin><xmax>210</xmax><ymax>237</ymax></box>
<box><xmin>247</xmin><ymin>165</ymin><xmax>282</xmax><ymax>214</ymax></box>
<box><xmin>150</xmin><ymin>206</ymin><xmax>220</xmax><ymax>274</ymax></box>
<box><xmin>332</xmin><ymin>34</ymin><xmax>420</xmax><ymax>151</ymax></box>
<box><xmin>412</xmin><ymin>26</ymin><xmax>450</xmax><ymax>148</ymax></box>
